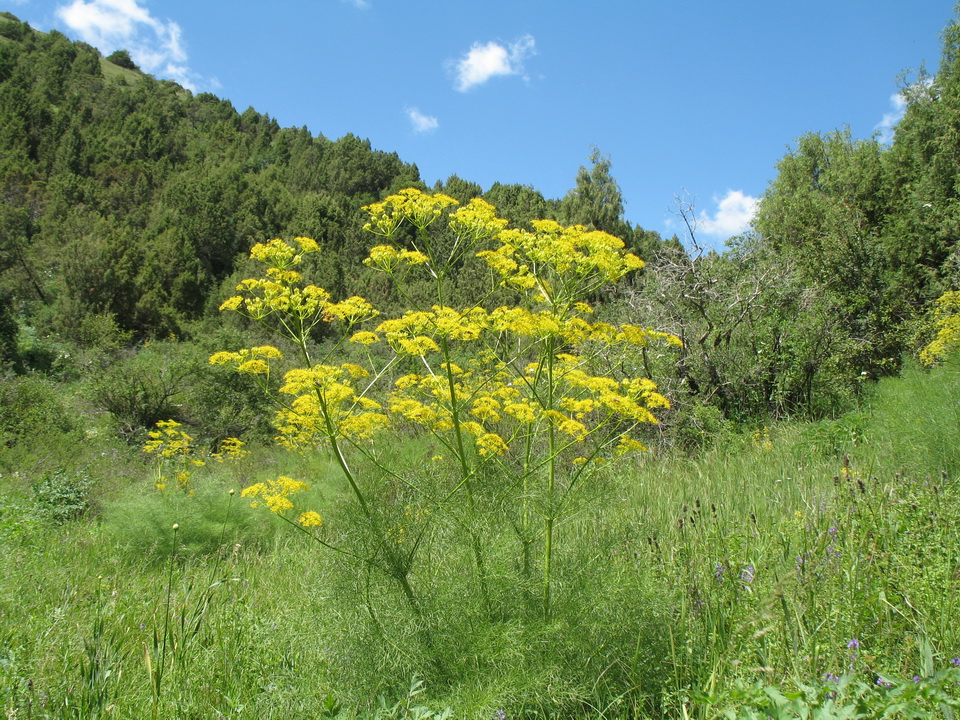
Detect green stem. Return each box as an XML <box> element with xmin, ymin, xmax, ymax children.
<box><xmin>542</xmin><ymin>338</ymin><xmax>557</xmax><ymax>621</ymax></box>
<box><xmin>439</xmin><ymin>335</ymin><xmax>492</xmax><ymax>614</ymax></box>
<box><xmin>522</xmin><ymin>432</ymin><xmax>533</xmax><ymax>577</ymax></box>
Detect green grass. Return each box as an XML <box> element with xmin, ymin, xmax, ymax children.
<box><xmin>1</xmin><ymin>361</ymin><xmax>959</xmax><ymax>718</ymax></box>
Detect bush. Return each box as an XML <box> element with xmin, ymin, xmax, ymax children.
<box><xmin>0</xmin><ymin>374</ymin><xmax>75</xmax><ymax>451</ymax></box>
<box><xmin>105</xmin><ymin>49</ymin><xmax>138</xmax><ymax>71</ymax></box>
<box><xmin>91</xmin><ymin>338</ymin><xmax>275</xmax><ymax>444</ymax></box>
<box><xmin>91</xmin><ymin>342</ymin><xmax>197</xmax><ymax>440</ymax></box>
<box><xmin>31</xmin><ymin>468</ymin><xmax>93</xmax><ymax>523</ymax></box>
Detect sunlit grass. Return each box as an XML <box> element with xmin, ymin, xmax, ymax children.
<box><xmin>0</xmin><ymin>361</ymin><xmax>958</xmax><ymax>717</ymax></box>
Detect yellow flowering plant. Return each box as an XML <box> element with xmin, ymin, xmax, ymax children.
<box><xmin>142</xmin><ymin>420</ymin><xmax>207</xmax><ymax>492</ymax></box>
<box><xmin>359</xmin><ymin>190</ymin><xmax>677</xmax><ymax>617</ymax></box>
<box><xmin>921</xmin><ymin>290</ymin><xmax>960</xmax><ymax>365</ymax></box>
<box><xmin>142</xmin><ymin>420</ymin><xmax>248</xmax><ymax>493</ymax></box>
<box><xmin>213</xmin><ymin>188</ymin><xmax>679</xmax><ymax>623</ymax></box>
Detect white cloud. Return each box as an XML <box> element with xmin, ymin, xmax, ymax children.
<box><xmin>406</xmin><ymin>107</ymin><xmax>438</xmax><ymax>134</ymax></box>
<box><xmin>697</xmin><ymin>190</ymin><xmax>758</xmax><ymax>238</ymax></box>
<box><xmin>875</xmin><ymin>91</ymin><xmax>907</xmax><ymax>144</ymax></box>
<box><xmin>451</xmin><ymin>34</ymin><xmax>535</xmax><ymax>92</ymax></box>
<box><xmin>341</xmin><ymin>0</ymin><xmax>371</xmax><ymax>8</ymax></box>
<box><xmin>56</xmin><ymin>0</ymin><xmax>208</xmax><ymax>92</ymax></box>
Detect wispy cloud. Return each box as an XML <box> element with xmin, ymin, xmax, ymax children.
<box><xmin>56</xmin><ymin>0</ymin><xmax>210</xmax><ymax>92</ymax></box>
<box><xmin>340</xmin><ymin>0</ymin><xmax>371</xmax><ymax>9</ymax></box>
<box><xmin>875</xmin><ymin>91</ymin><xmax>907</xmax><ymax>144</ymax></box>
<box><xmin>406</xmin><ymin>107</ymin><xmax>438</xmax><ymax>134</ymax></box>
<box><xmin>450</xmin><ymin>34</ymin><xmax>536</xmax><ymax>92</ymax></box>
<box><xmin>697</xmin><ymin>190</ymin><xmax>758</xmax><ymax>238</ymax></box>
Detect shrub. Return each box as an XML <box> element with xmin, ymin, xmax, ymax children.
<box><xmin>91</xmin><ymin>342</ymin><xmax>197</xmax><ymax>440</ymax></box>
<box><xmin>0</xmin><ymin>374</ymin><xmax>75</xmax><ymax>451</ymax></box>
<box><xmin>105</xmin><ymin>49</ymin><xmax>138</xmax><ymax>71</ymax></box>
<box><xmin>31</xmin><ymin>467</ymin><xmax>93</xmax><ymax>523</ymax></box>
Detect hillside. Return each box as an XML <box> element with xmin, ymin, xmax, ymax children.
<box><xmin>0</xmin><ymin>12</ymin><xmax>666</xmax><ymax>343</ymax></box>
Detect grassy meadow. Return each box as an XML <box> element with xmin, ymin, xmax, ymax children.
<box><xmin>0</xmin><ymin>359</ymin><xmax>958</xmax><ymax>719</ymax></box>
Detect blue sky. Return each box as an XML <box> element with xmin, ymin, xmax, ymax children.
<box><xmin>8</xmin><ymin>0</ymin><xmax>957</xmax><ymax>247</ymax></box>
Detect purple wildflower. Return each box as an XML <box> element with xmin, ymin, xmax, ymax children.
<box><xmin>952</xmin><ymin>657</ymin><xmax>960</xmax><ymax>667</ymax></box>
<box><xmin>741</xmin><ymin>565</ymin><xmax>755</xmax><ymax>583</ymax></box>
<box><xmin>824</xmin><ymin>673</ymin><xmax>840</xmax><ymax>682</ymax></box>
<box><xmin>494</xmin><ymin>710</ymin><xmax>506</xmax><ymax>720</ymax></box>
<box><xmin>847</xmin><ymin>638</ymin><xmax>860</xmax><ymax>650</ymax></box>
<box><xmin>913</xmin><ymin>676</ymin><xmax>922</xmax><ymax>683</ymax></box>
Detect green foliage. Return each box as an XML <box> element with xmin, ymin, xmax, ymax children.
<box><xmin>31</xmin><ymin>467</ymin><xmax>93</xmax><ymax>523</ymax></box>
<box><xmin>89</xmin><ymin>336</ymin><xmax>276</xmax><ymax>446</ymax></box>
<box><xmin>862</xmin><ymin>358</ymin><xmax>960</xmax><ymax>476</ymax></box>
<box><xmin>0</xmin><ymin>373</ymin><xmax>75</xmax><ymax>452</ymax></box>
<box><xmin>670</xmin><ymin>403</ymin><xmax>731</xmax><ymax>453</ymax></box>
<box><xmin>702</xmin><ymin>668</ymin><xmax>960</xmax><ymax>720</ymax></box>
<box><xmin>798</xmin><ymin>413</ymin><xmax>868</xmax><ymax>458</ymax></box>
<box><xmin>103</xmin><ymin>484</ymin><xmax>280</xmax><ymax>558</ymax></box>
<box><xmin>0</xmin><ymin>14</ymin><xmax>29</xmax><ymax>41</ymax></box>
<box><xmin>105</xmin><ymin>49</ymin><xmax>138</xmax><ymax>71</ymax></box>
<box><xmin>558</xmin><ymin>147</ymin><xmax>630</xmax><ymax>237</ymax></box>
<box><xmin>0</xmin><ymin>291</ymin><xmax>20</xmax><ymax>371</ymax></box>
<box><xmin>0</xmin><ymin>493</ymin><xmax>42</xmax><ymax>543</ymax></box>
<box><xmin>91</xmin><ymin>342</ymin><xmax>196</xmax><ymax>439</ymax></box>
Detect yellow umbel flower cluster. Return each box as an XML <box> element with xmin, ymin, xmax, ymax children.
<box><xmin>921</xmin><ymin>290</ymin><xmax>960</xmax><ymax>365</ymax></box>
<box><xmin>211</xmin><ymin>437</ymin><xmax>250</xmax><ymax>462</ymax></box>
<box><xmin>143</xmin><ymin>419</ymin><xmax>199</xmax><ymax>460</ymax></box>
<box><xmin>272</xmin><ymin>363</ymin><xmax>389</xmax><ymax>450</ymax></box>
<box><xmin>240</xmin><ymin>475</ymin><xmax>309</xmax><ymax>513</ymax></box>
<box><xmin>477</xmin><ymin>220</ymin><xmax>644</xmax><ymax>311</ymax></box>
<box><xmin>363</xmin><ymin>188</ymin><xmax>459</xmax><ymax>235</ymax></box>
<box><xmin>362</xmin><ymin>189</ymin><xmax>508</xmax><ymax>278</ymax></box>
<box><xmin>238</xmin><ymin>477</ymin><xmax>323</xmax><ymax>529</ymax></box>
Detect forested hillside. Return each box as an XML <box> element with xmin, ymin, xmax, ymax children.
<box><xmin>0</xmin><ymin>13</ymin><xmax>662</xmax><ymax>342</ymax></box>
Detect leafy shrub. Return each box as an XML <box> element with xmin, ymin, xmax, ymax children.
<box><xmin>0</xmin><ymin>374</ymin><xmax>75</xmax><ymax>451</ymax></box>
<box><xmin>14</xmin><ymin>326</ymin><xmax>79</xmax><ymax>379</ymax></box>
<box><xmin>91</xmin><ymin>342</ymin><xmax>197</xmax><ymax>440</ymax></box>
<box><xmin>799</xmin><ymin>413</ymin><xmax>868</xmax><ymax>457</ymax></box>
<box><xmin>91</xmin><ymin>339</ymin><xmax>275</xmax><ymax>444</ymax></box>
<box><xmin>31</xmin><ymin>468</ymin><xmax>93</xmax><ymax>523</ymax></box>
<box><xmin>105</xmin><ymin>49</ymin><xmax>138</xmax><ymax>71</ymax></box>
<box><xmin>670</xmin><ymin>403</ymin><xmax>732</xmax><ymax>453</ymax></box>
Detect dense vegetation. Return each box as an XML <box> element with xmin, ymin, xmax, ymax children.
<box><xmin>2</xmin><ymin>8</ymin><xmax>960</xmax><ymax>719</ymax></box>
